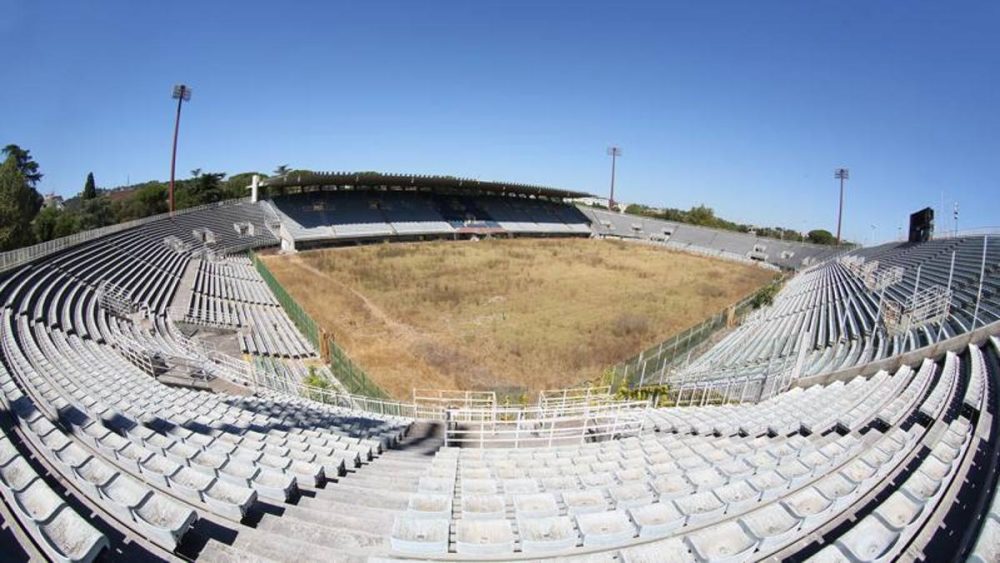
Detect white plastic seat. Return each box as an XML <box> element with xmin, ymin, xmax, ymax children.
<box><xmin>513</xmin><ymin>493</ymin><xmax>559</xmax><ymax>519</ymax></box>
<box><xmin>464</xmin><ymin>478</ymin><xmax>499</xmax><ymax>494</ymax></box>
<box><xmin>203</xmin><ymin>479</ymin><xmax>256</xmax><ymax>520</ymax></box>
<box><xmin>462</xmin><ymin>494</ymin><xmax>506</xmax><ymax>520</ymax></box>
<box><xmin>455</xmin><ymin>519</ymin><xmax>515</xmax><ymax>555</ymax></box>
<box><xmin>407</xmin><ymin>493</ymin><xmax>452</xmax><ymax>518</ymax></box>
<box><xmin>686</xmin><ymin>467</ymin><xmax>727</xmax><ymax>491</ymax></box>
<box><xmin>132</xmin><ymin>492</ymin><xmax>197</xmax><ymax>550</ymax></box>
<box><xmin>747</xmin><ymin>470</ymin><xmax>790</xmax><ymax>502</ymax></box>
<box><xmin>782</xmin><ymin>487</ymin><xmax>835</xmax><ymax>530</ymax></box>
<box><xmin>390</xmin><ymin>516</ymin><xmax>449</xmax><ymax>555</ymax></box>
<box><xmin>686</xmin><ymin>521</ymin><xmax>759</xmax><ymax>563</ymax></box>
<box><xmin>37</xmin><ymin>504</ymin><xmax>109</xmax><ymax>563</ymax></box>
<box><xmin>874</xmin><ymin>490</ymin><xmax>925</xmax><ymax>531</ymax></box>
<box><xmin>13</xmin><ymin>479</ymin><xmax>64</xmax><ymax>523</ymax></box>
<box><xmin>563</xmin><ymin>489</ymin><xmax>607</xmax><ymax>514</ymax></box>
<box><xmin>620</xmin><ymin>537</ymin><xmax>695</xmax><ymax>562</ymax></box>
<box><xmin>715</xmin><ymin>480</ymin><xmax>761</xmax><ymax>514</ymax></box>
<box><xmin>814</xmin><ymin>472</ymin><xmax>860</xmax><ymax>511</ymax></box>
<box><xmin>501</xmin><ymin>478</ymin><xmax>538</xmax><ymax>497</ymax></box>
<box><xmin>969</xmin><ymin>515</ymin><xmax>1000</xmax><ymax>563</ymax></box>
<box><xmin>576</xmin><ymin>510</ymin><xmax>636</xmax><ymax>546</ymax></box>
<box><xmin>652</xmin><ymin>474</ymin><xmax>695</xmax><ymax>500</ymax></box>
<box><xmin>675</xmin><ymin>491</ymin><xmax>726</xmax><ymax>526</ymax></box>
<box><xmin>833</xmin><ymin>513</ymin><xmax>900</xmax><ymax>562</ymax></box>
<box><xmin>629</xmin><ymin>501</ymin><xmax>685</xmax><ymax>537</ymax></box>
<box><xmin>739</xmin><ymin>503</ymin><xmax>802</xmax><ymax>551</ymax></box>
<box><xmin>417</xmin><ymin>476</ymin><xmax>454</xmax><ymax>494</ymax></box>
<box><xmin>610</xmin><ymin>483</ymin><xmax>654</xmax><ymax>508</ymax></box>
<box><xmin>518</xmin><ymin>516</ymin><xmax>578</xmax><ymax>553</ymax></box>
<box><xmin>0</xmin><ymin>456</ymin><xmax>38</xmax><ymax>492</ymax></box>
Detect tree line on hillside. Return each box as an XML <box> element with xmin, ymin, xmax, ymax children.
<box><xmin>622</xmin><ymin>203</ymin><xmax>842</xmax><ymax>246</ymax></box>
<box><xmin>0</xmin><ymin>144</ymin><xmax>276</xmax><ymax>252</ymax></box>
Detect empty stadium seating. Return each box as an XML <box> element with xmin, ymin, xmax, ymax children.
<box><xmin>267</xmin><ymin>190</ymin><xmax>592</xmax><ymax>247</ymax></box>
<box><xmin>581</xmin><ymin>207</ymin><xmax>842</xmax><ymax>269</ymax></box>
<box><xmin>0</xmin><ymin>195</ymin><xmax>997</xmax><ymax>561</ymax></box>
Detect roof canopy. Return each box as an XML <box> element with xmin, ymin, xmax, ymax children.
<box><xmin>259</xmin><ymin>171</ymin><xmax>593</xmax><ymax>199</ymax></box>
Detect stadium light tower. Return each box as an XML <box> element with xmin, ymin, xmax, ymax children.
<box><xmin>607</xmin><ymin>146</ymin><xmax>622</xmax><ymax>210</ymax></box>
<box><xmin>834</xmin><ymin>168</ymin><xmax>849</xmax><ymax>245</ymax></box>
<box><xmin>168</xmin><ymin>84</ymin><xmax>192</xmax><ymax>214</ymax></box>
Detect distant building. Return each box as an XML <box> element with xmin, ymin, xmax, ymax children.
<box><xmin>42</xmin><ymin>193</ymin><xmax>64</xmax><ymax>210</ymax></box>
<box><xmin>571</xmin><ymin>196</ymin><xmax>624</xmax><ymax>211</ymax></box>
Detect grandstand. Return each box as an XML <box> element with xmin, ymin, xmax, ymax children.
<box><xmin>0</xmin><ymin>182</ymin><xmax>998</xmax><ymax>562</ymax></box>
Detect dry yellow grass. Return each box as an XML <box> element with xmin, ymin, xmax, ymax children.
<box><xmin>262</xmin><ymin>239</ymin><xmax>777</xmax><ymax>399</ymax></box>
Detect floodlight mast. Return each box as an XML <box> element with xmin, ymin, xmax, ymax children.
<box><xmin>169</xmin><ymin>84</ymin><xmax>192</xmax><ymax>215</ymax></box>
<box><xmin>834</xmin><ymin>168</ymin><xmax>849</xmax><ymax>244</ymax></box>
<box><xmin>607</xmin><ymin>146</ymin><xmax>622</xmax><ymax>210</ymax></box>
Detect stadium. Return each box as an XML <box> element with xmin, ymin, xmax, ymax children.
<box><xmin>0</xmin><ymin>169</ymin><xmax>997</xmax><ymax>563</ymax></box>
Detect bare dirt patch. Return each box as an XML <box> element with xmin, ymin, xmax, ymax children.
<box><xmin>263</xmin><ymin>239</ymin><xmax>776</xmax><ymax>399</ymax></box>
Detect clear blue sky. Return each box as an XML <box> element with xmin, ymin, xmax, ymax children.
<box><xmin>2</xmin><ymin>1</ymin><xmax>997</xmax><ymax>243</ymax></box>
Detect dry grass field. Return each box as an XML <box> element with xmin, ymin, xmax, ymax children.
<box><xmin>262</xmin><ymin>239</ymin><xmax>777</xmax><ymax>399</ymax></box>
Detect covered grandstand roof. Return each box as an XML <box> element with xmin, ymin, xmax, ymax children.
<box><xmin>259</xmin><ymin>171</ymin><xmax>593</xmax><ymax>199</ymax></box>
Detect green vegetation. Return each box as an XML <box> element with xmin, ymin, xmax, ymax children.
<box><xmin>624</xmin><ymin>203</ymin><xmax>840</xmax><ymax>245</ymax></box>
<box><xmin>0</xmin><ymin>147</ymin><xmax>44</xmax><ymax>251</ymax></box>
<box><xmin>751</xmin><ymin>278</ymin><xmax>784</xmax><ymax>308</ymax></box>
<box><xmin>0</xmin><ymin>142</ymin><xmax>272</xmax><ymax>252</ymax></box>
<box><xmin>615</xmin><ymin>384</ymin><xmax>671</xmax><ymax>407</ymax></box>
<box><xmin>806</xmin><ymin>229</ymin><xmax>837</xmax><ymax>245</ymax></box>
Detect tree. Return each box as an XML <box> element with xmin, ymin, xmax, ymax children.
<box><xmin>78</xmin><ymin>197</ymin><xmax>113</xmax><ymax>230</ymax></box>
<box><xmin>687</xmin><ymin>204</ymin><xmax>717</xmax><ymax>227</ymax></box>
<box><xmin>177</xmin><ymin>171</ymin><xmax>226</xmax><ymax>209</ymax></box>
<box><xmin>0</xmin><ymin>155</ymin><xmax>43</xmax><ymax>250</ymax></box>
<box><xmin>82</xmin><ymin>172</ymin><xmax>97</xmax><ymax>200</ymax></box>
<box><xmin>2</xmin><ymin>144</ymin><xmax>43</xmax><ymax>187</ymax></box>
<box><xmin>33</xmin><ymin>206</ymin><xmax>80</xmax><ymax>242</ymax></box>
<box><xmin>223</xmin><ymin>172</ymin><xmax>264</xmax><ymax>200</ymax></box>
<box><xmin>807</xmin><ymin>229</ymin><xmax>837</xmax><ymax>245</ymax></box>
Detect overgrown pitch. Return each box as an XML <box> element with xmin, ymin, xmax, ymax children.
<box><xmin>262</xmin><ymin>239</ymin><xmax>777</xmax><ymax>399</ymax></box>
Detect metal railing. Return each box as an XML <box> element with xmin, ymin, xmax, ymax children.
<box><xmin>442</xmin><ymin>399</ymin><xmax>651</xmax><ymax>448</ymax></box>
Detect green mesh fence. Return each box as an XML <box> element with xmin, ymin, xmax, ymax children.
<box><xmin>609</xmin><ymin>289</ymin><xmax>765</xmax><ymax>392</ymax></box>
<box><xmin>252</xmin><ymin>253</ymin><xmax>320</xmax><ymax>348</ymax></box>
<box><xmin>251</xmin><ymin>252</ymin><xmax>389</xmax><ymax>399</ymax></box>
<box><xmin>327</xmin><ymin>339</ymin><xmax>390</xmax><ymax>399</ymax></box>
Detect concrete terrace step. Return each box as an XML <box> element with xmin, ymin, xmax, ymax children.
<box><xmin>297</xmin><ymin>483</ymin><xmax>412</xmax><ymax>511</ymax></box>
<box><xmin>203</xmin><ymin>529</ymin><xmax>369</xmax><ymax>563</ymax></box>
<box><xmin>339</xmin><ymin>472</ymin><xmax>422</xmax><ymax>490</ymax></box>
<box><xmin>197</xmin><ymin>538</ymin><xmax>284</xmax><ymax>563</ymax></box>
<box><xmin>254</xmin><ymin>516</ymin><xmax>388</xmax><ymax>555</ymax></box>
<box><xmin>280</xmin><ymin>502</ymin><xmax>397</xmax><ymax>530</ymax></box>
<box><xmin>358</xmin><ymin>454</ymin><xmax>434</xmax><ymax>476</ymax></box>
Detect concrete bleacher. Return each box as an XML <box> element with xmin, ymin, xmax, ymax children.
<box><xmin>388</xmin><ymin>337</ymin><xmax>999</xmax><ymax>560</ymax></box>
<box><xmin>0</xmin><ymin>197</ymin><xmax>999</xmax><ymax>561</ymax></box>
<box><xmin>672</xmin><ymin>235</ymin><xmax>1000</xmax><ymax>391</ymax></box>
<box><xmin>185</xmin><ymin>254</ymin><xmax>315</xmax><ymax>358</ymax></box>
<box><xmin>580</xmin><ymin>207</ymin><xmax>842</xmax><ymax>270</ymax></box>
<box><xmin>268</xmin><ymin>190</ymin><xmax>591</xmax><ymax>247</ymax></box>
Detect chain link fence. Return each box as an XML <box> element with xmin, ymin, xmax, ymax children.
<box><xmin>608</xmin><ymin>278</ymin><xmax>784</xmax><ymax>392</ymax></box>
<box><xmin>251</xmin><ymin>251</ymin><xmax>390</xmax><ymax>399</ymax></box>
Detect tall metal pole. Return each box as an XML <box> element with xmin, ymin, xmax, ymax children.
<box><xmin>607</xmin><ymin>146</ymin><xmax>622</xmax><ymax>210</ymax></box>
<box><xmin>169</xmin><ymin>84</ymin><xmax>192</xmax><ymax>215</ymax></box>
<box><xmin>972</xmin><ymin>236</ymin><xmax>988</xmax><ymax>329</ymax></box>
<box><xmin>835</xmin><ymin>168</ymin><xmax>849</xmax><ymax>244</ymax></box>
